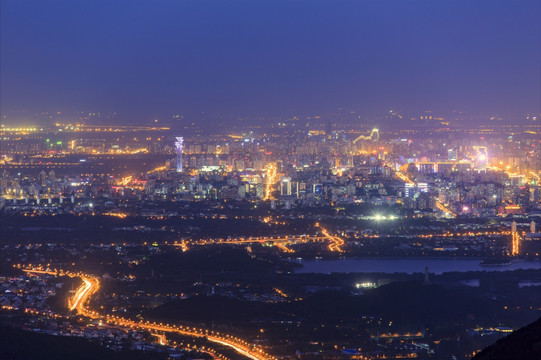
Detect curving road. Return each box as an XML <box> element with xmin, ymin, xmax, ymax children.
<box><xmin>22</xmin><ymin>268</ymin><xmax>276</xmax><ymax>360</ymax></box>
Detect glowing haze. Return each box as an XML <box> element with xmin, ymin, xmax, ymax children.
<box><xmin>1</xmin><ymin>0</ymin><xmax>540</xmax><ymax>123</ymax></box>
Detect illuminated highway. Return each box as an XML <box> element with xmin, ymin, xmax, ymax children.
<box><xmin>21</xmin><ymin>267</ymin><xmax>277</xmax><ymax>360</ymax></box>
<box><xmin>69</xmin><ymin>276</ymin><xmax>98</xmax><ymax>312</ymax></box>
<box><xmin>174</xmin><ymin>230</ymin><xmax>345</xmax><ymax>253</ymax></box>
<box><xmin>263</xmin><ymin>163</ymin><xmax>277</xmax><ymax>201</ymax></box>
<box><xmin>434</xmin><ymin>200</ymin><xmax>457</xmax><ymax>218</ymax></box>
<box><xmin>316</xmin><ymin>223</ymin><xmax>345</xmax><ymax>253</ymax></box>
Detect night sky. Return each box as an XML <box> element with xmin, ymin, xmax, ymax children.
<box><xmin>1</xmin><ymin>0</ymin><xmax>540</xmax><ymax>123</ymax></box>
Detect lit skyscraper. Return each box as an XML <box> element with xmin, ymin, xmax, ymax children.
<box><xmin>175</xmin><ymin>137</ymin><xmax>184</xmax><ymax>172</ymax></box>
<box><xmin>447</xmin><ymin>148</ymin><xmax>457</xmax><ymax>161</ymax></box>
<box><xmin>405</xmin><ymin>182</ymin><xmax>415</xmax><ymax>198</ymax></box>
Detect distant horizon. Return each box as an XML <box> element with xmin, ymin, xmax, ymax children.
<box><xmin>1</xmin><ymin>107</ymin><xmax>539</xmax><ymax>128</ymax></box>
<box><xmin>1</xmin><ymin>2</ymin><xmax>541</xmax><ymax>359</ymax></box>
<box><xmin>2</xmin><ymin>1</ymin><xmax>540</xmax><ymax>124</ymax></box>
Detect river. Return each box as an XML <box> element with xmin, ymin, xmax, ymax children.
<box><xmin>295</xmin><ymin>258</ymin><xmax>541</xmax><ymax>274</ymax></box>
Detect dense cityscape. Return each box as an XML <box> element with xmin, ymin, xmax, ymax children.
<box><xmin>1</xmin><ymin>1</ymin><xmax>541</xmax><ymax>359</ymax></box>
<box><xmin>1</xmin><ymin>111</ymin><xmax>540</xmax><ymax>359</ymax></box>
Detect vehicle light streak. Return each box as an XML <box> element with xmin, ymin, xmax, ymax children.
<box><xmin>263</xmin><ymin>163</ymin><xmax>277</xmax><ymax>201</ymax></box>
<box><xmin>434</xmin><ymin>200</ymin><xmax>457</xmax><ymax>218</ymax></box>
<box><xmin>274</xmin><ymin>243</ymin><xmax>294</xmax><ymax>253</ymax></box>
<box><xmin>173</xmin><ymin>233</ymin><xmax>341</xmax><ymax>253</ymax></box>
<box><xmin>20</xmin><ymin>266</ymin><xmax>277</xmax><ymax>360</ymax></box>
<box><xmin>152</xmin><ymin>333</ymin><xmax>167</xmax><ymax>346</ymax></box>
<box><xmin>316</xmin><ymin>223</ymin><xmax>345</xmax><ymax>253</ymax></box>
<box><xmin>69</xmin><ymin>277</ymin><xmax>94</xmax><ymax>311</ymax></box>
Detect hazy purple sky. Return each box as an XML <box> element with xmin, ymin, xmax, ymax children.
<box><xmin>1</xmin><ymin>0</ymin><xmax>540</xmax><ymax>123</ymax></box>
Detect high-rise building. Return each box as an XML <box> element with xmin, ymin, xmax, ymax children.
<box><xmin>370</xmin><ymin>128</ymin><xmax>379</xmax><ymax>142</ymax></box>
<box><xmin>405</xmin><ymin>182</ymin><xmax>415</xmax><ymax>198</ymax></box>
<box><xmin>175</xmin><ymin>137</ymin><xmax>184</xmax><ymax>172</ymax></box>
<box><xmin>473</xmin><ymin>146</ymin><xmax>488</xmax><ymax>171</ymax></box>
<box><xmin>281</xmin><ymin>178</ymin><xmax>292</xmax><ymax>196</ymax></box>
<box><xmin>39</xmin><ymin>170</ymin><xmax>47</xmax><ymax>186</ymax></box>
<box><xmin>447</xmin><ymin>149</ymin><xmax>457</xmax><ymax>161</ymax></box>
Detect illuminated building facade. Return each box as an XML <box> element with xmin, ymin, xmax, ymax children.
<box><xmin>447</xmin><ymin>148</ymin><xmax>457</xmax><ymax>161</ymax></box>
<box><xmin>175</xmin><ymin>137</ymin><xmax>184</xmax><ymax>172</ymax></box>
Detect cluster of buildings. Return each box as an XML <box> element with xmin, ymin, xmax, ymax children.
<box><xmin>1</xmin><ymin>122</ymin><xmax>540</xmax><ymax>251</ymax></box>
<box><xmin>0</xmin><ymin>275</ymin><xmax>57</xmax><ymax>312</ymax></box>
<box><xmin>0</xmin><ymin>273</ymin><xmax>194</xmax><ymax>358</ymax></box>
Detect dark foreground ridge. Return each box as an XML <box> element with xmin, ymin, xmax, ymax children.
<box><xmin>0</xmin><ymin>326</ymin><xmax>166</xmax><ymax>360</ymax></box>
<box><xmin>472</xmin><ymin>316</ymin><xmax>541</xmax><ymax>360</ymax></box>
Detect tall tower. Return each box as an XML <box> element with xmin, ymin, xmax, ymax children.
<box><xmin>370</xmin><ymin>128</ymin><xmax>380</xmax><ymax>142</ymax></box>
<box><xmin>175</xmin><ymin>137</ymin><xmax>184</xmax><ymax>173</ymax></box>
<box><xmin>473</xmin><ymin>146</ymin><xmax>488</xmax><ymax>172</ymax></box>
<box><xmin>423</xmin><ymin>267</ymin><xmax>431</xmax><ymax>285</ymax></box>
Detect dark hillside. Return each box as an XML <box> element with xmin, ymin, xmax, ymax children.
<box><xmin>472</xmin><ymin>317</ymin><xmax>541</xmax><ymax>360</ymax></box>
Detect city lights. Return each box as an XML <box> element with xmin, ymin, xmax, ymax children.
<box><xmin>1</xmin><ymin>2</ymin><xmax>540</xmax><ymax>358</ymax></box>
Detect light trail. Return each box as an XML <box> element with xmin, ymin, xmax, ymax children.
<box><xmin>316</xmin><ymin>223</ymin><xmax>345</xmax><ymax>253</ymax></box>
<box><xmin>102</xmin><ymin>212</ymin><xmax>128</xmax><ymax>218</ymax></box>
<box><xmin>178</xmin><ymin>240</ymin><xmax>189</xmax><ymax>252</ymax></box>
<box><xmin>415</xmin><ymin>231</ymin><xmax>510</xmax><ymax>238</ymax></box>
<box><xmin>147</xmin><ymin>165</ymin><xmax>168</xmax><ymax>174</ymax></box>
<box><xmin>394</xmin><ymin>171</ymin><xmax>413</xmax><ymax>184</ymax></box>
<box><xmin>21</xmin><ymin>267</ymin><xmax>277</xmax><ymax>360</ymax></box>
<box><xmin>152</xmin><ymin>333</ymin><xmax>167</xmax><ymax>346</ymax></box>
<box><xmin>434</xmin><ymin>200</ymin><xmax>457</xmax><ymax>218</ymax></box>
<box><xmin>273</xmin><ymin>288</ymin><xmax>288</xmax><ymax>298</ymax></box>
<box><xmin>118</xmin><ymin>175</ymin><xmax>133</xmax><ymax>186</ymax></box>
<box><xmin>173</xmin><ymin>233</ymin><xmax>341</xmax><ymax>253</ymax></box>
<box><xmin>103</xmin><ymin>317</ymin><xmax>274</xmax><ymax>360</ymax></box>
<box><xmin>69</xmin><ymin>277</ymin><xmax>93</xmax><ymax>311</ymax></box>
<box><xmin>263</xmin><ymin>163</ymin><xmax>277</xmax><ymax>201</ymax></box>
<box><xmin>23</xmin><ymin>269</ymin><xmax>99</xmax><ymax>315</ymax></box>
<box><xmin>274</xmin><ymin>243</ymin><xmax>294</xmax><ymax>253</ymax></box>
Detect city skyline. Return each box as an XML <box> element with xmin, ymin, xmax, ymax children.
<box><xmin>1</xmin><ymin>2</ymin><xmax>541</xmax><ymax>360</ymax></box>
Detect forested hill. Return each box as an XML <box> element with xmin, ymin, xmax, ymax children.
<box><xmin>0</xmin><ymin>326</ymin><xmax>166</xmax><ymax>360</ymax></box>
<box><xmin>472</xmin><ymin>317</ymin><xmax>541</xmax><ymax>360</ymax></box>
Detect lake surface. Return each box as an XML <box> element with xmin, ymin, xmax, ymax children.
<box><xmin>295</xmin><ymin>258</ymin><xmax>541</xmax><ymax>274</ymax></box>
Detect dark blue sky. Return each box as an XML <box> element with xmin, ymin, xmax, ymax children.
<box><xmin>1</xmin><ymin>0</ymin><xmax>540</xmax><ymax>123</ymax></box>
